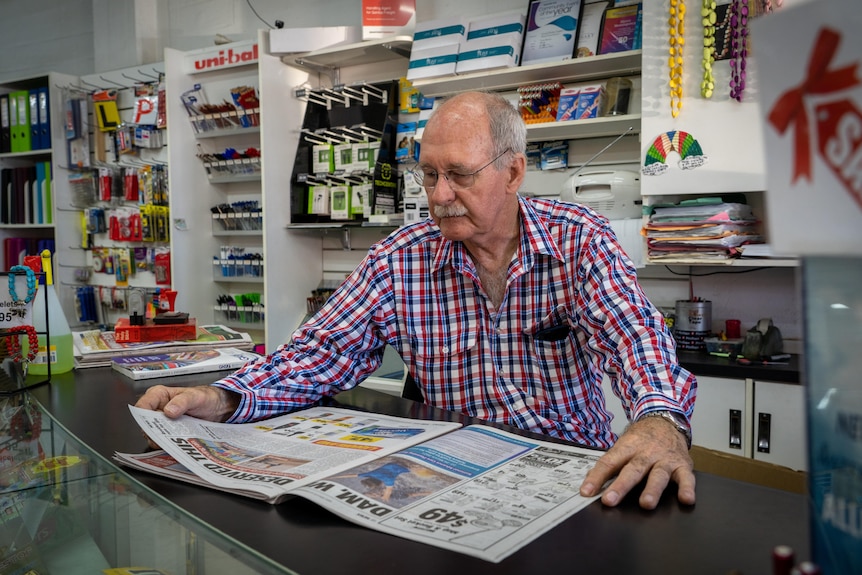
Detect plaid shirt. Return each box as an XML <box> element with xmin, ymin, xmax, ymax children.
<box><xmin>216</xmin><ymin>196</ymin><xmax>696</xmax><ymax>449</ymax></box>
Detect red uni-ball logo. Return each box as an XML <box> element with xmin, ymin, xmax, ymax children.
<box><xmin>193</xmin><ymin>44</ymin><xmax>259</xmax><ymax>71</ymax></box>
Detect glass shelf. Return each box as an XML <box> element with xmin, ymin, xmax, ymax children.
<box><xmin>0</xmin><ymin>361</ymin><xmax>296</xmax><ymax>574</ymax></box>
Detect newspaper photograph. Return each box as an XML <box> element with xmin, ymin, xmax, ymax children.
<box><xmin>120</xmin><ymin>405</ymin><xmax>603</xmax><ymax>562</ymax></box>
<box><xmin>125</xmin><ymin>405</ymin><xmax>462</xmax><ymax>503</ymax></box>
<box><xmin>292</xmin><ymin>425</ymin><xmax>602</xmax><ymax>563</ymax></box>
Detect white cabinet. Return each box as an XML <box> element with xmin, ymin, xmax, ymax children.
<box><xmin>690</xmin><ymin>376</ymin><xmax>749</xmax><ymax>456</ymax></box>
<box><xmin>752</xmin><ymin>379</ymin><xmax>807</xmax><ymax>471</ymax></box>
<box><xmin>606</xmin><ymin>373</ymin><xmax>806</xmax><ymax>471</ymax></box>
<box><xmin>690</xmin><ymin>375</ymin><xmax>807</xmax><ymax>471</ymax></box>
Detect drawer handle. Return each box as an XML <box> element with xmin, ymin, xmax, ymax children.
<box><xmin>757</xmin><ymin>412</ymin><xmax>772</xmax><ymax>453</ymax></box>
<box><xmin>729</xmin><ymin>409</ymin><xmax>742</xmax><ymax>450</ymax></box>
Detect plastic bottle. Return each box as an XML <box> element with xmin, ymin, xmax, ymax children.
<box><xmin>28</xmin><ymin>250</ymin><xmax>74</xmax><ymax>375</ymax></box>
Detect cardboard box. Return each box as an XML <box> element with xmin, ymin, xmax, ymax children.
<box><xmin>556</xmin><ymin>88</ymin><xmax>580</xmax><ymax>122</ymax></box>
<box><xmin>411</xmin><ymin>17</ymin><xmax>466</xmax><ymax>51</ymax></box>
<box><xmin>574</xmin><ymin>84</ymin><xmax>603</xmax><ymax>119</ymax></box>
<box><xmin>456</xmin><ymin>35</ymin><xmax>523</xmax><ymax>74</ymax></box>
<box><xmin>312</xmin><ymin>143</ymin><xmax>333</xmax><ymax>174</ymax></box>
<box><xmin>404</xmin><ymin>196</ymin><xmax>429</xmax><ymax>225</ymax></box>
<box><xmin>465</xmin><ymin>10</ymin><xmax>526</xmax><ymax>43</ymax></box>
<box><xmin>308</xmin><ymin>185</ymin><xmax>330</xmax><ymax>215</ymax></box>
<box><xmin>330</xmin><ymin>185</ymin><xmax>351</xmax><ymax>220</ymax></box>
<box><xmin>690</xmin><ymin>445</ymin><xmax>806</xmax><ymax>494</ymax></box>
<box><xmin>407</xmin><ymin>44</ymin><xmax>460</xmax><ymax>81</ymax></box>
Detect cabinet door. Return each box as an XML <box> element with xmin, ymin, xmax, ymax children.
<box><xmin>690</xmin><ymin>376</ymin><xmax>749</xmax><ymax>457</ymax></box>
<box><xmin>752</xmin><ymin>380</ymin><xmax>807</xmax><ymax>471</ymax></box>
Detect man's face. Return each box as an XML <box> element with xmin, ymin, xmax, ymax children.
<box><xmin>418</xmin><ymin>105</ymin><xmax>515</xmax><ymax>243</ymax></box>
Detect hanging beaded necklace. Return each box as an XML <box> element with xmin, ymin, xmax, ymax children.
<box><xmin>729</xmin><ymin>0</ymin><xmax>749</xmax><ymax>102</ymax></box>
<box><xmin>5</xmin><ymin>325</ymin><xmax>39</xmax><ymax>362</ymax></box>
<box><xmin>8</xmin><ymin>265</ymin><xmax>37</xmax><ymax>304</ymax></box>
<box><xmin>701</xmin><ymin>0</ymin><xmax>716</xmax><ymax>98</ymax></box>
<box><xmin>669</xmin><ymin>0</ymin><xmax>686</xmax><ymax>117</ymax></box>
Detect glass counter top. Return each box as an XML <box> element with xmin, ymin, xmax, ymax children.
<box><xmin>0</xmin><ymin>360</ymin><xmax>297</xmax><ymax>575</ymax></box>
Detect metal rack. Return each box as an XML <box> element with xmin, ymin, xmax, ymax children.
<box><xmin>1</xmin><ymin>270</ymin><xmax>52</xmax><ymax>394</ymax></box>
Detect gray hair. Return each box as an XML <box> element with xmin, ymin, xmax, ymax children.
<box><xmin>430</xmin><ymin>92</ymin><xmax>527</xmax><ymax>168</ymax></box>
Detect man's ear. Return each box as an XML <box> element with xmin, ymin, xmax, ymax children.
<box><xmin>505</xmin><ymin>152</ymin><xmax>527</xmax><ymax>194</ymax></box>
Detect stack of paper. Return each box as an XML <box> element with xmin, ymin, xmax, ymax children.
<box><xmin>643</xmin><ymin>200</ymin><xmax>763</xmax><ymax>263</ymax></box>
<box><xmin>74</xmin><ymin>324</ymin><xmax>255</xmax><ymax>368</ymax></box>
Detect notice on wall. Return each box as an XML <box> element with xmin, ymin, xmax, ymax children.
<box><xmin>362</xmin><ymin>0</ymin><xmax>416</xmax><ymax>40</ymax></box>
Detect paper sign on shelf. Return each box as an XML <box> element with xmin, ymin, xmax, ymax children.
<box><xmin>754</xmin><ymin>0</ymin><xmax>862</xmax><ymax>256</ymax></box>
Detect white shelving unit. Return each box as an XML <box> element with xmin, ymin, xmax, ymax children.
<box><xmin>166</xmin><ymin>35</ymin><xmax>321</xmax><ymax>350</ymax></box>
<box><xmin>0</xmin><ymin>72</ymin><xmax>80</xmax><ymax>324</ymax></box>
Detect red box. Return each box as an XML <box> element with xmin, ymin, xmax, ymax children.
<box><xmin>114</xmin><ymin>318</ymin><xmax>197</xmax><ymax>343</ymax></box>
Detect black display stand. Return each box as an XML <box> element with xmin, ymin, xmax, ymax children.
<box><xmin>0</xmin><ymin>270</ymin><xmax>51</xmax><ymax>394</ymax></box>
<box><xmin>289</xmin><ymin>80</ymin><xmax>400</xmax><ymax>225</ymax></box>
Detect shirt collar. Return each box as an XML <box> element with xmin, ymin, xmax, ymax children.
<box><xmin>431</xmin><ymin>196</ymin><xmax>564</xmax><ymax>273</ymax></box>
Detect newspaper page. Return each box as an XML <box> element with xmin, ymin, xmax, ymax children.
<box><xmin>291</xmin><ymin>424</ymin><xmax>602</xmax><ymax>563</ymax></box>
<box><xmin>125</xmin><ymin>405</ymin><xmax>462</xmax><ymax>503</ymax></box>
<box><xmin>75</xmin><ymin>324</ymin><xmax>254</xmax><ymax>367</ymax></box>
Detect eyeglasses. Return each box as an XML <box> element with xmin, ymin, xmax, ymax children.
<box><xmin>411</xmin><ymin>148</ymin><xmax>511</xmax><ymax>191</ymax></box>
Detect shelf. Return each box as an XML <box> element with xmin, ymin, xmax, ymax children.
<box><xmin>289</xmin><ymin>35</ymin><xmax>413</xmax><ymax>72</ymax></box>
<box><xmin>194</xmin><ymin>125</ymin><xmax>260</xmax><ymax>139</ymax></box>
<box><xmin>212</xmin><ymin>230</ymin><xmax>263</xmax><ymax>237</ymax></box>
<box><xmin>207</xmin><ymin>173</ymin><xmax>262</xmax><ymax>184</ymax></box>
<box><xmin>0</xmin><ymin>149</ymin><xmax>52</xmax><ymax>159</ymax></box>
<box><xmin>526</xmin><ymin>114</ymin><xmax>640</xmax><ymax>141</ymax></box>
<box><xmin>411</xmin><ymin>50</ymin><xmax>642</xmax><ymax>97</ymax></box>
<box><xmin>646</xmin><ymin>258</ymin><xmax>799</xmax><ymax>268</ymax></box>
<box><xmin>213</xmin><ymin>276</ymin><xmax>265</xmax><ymax>283</ymax></box>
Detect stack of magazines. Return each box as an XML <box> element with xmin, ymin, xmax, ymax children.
<box><xmin>73</xmin><ymin>324</ymin><xmax>255</xmax><ymax>368</ymax></box>
<box><xmin>642</xmin><ymin>199</ymin><xmax>763</xmax><ymax>263</ymax></box>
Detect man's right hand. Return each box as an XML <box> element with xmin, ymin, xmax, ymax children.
<box><xmin>135</xmin><ymin>384</ymin><xmax>240</xmax><ymax>422</ymax></box>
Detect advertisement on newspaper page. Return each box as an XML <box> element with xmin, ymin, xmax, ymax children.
<box><xmin>120</xmin><ymin>406</ymin><xmax>602</xmax><ymax>563</ymax></box>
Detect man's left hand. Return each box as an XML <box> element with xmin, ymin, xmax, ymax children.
<box><xmin>579</xmin><ymin>416</ymin><xmax>696</xmax><ymax>510</ymax></box>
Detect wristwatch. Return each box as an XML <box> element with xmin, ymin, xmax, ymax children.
<box><xmin>638</xmin><ymin>410</ymin><xmax>692</xmax><ymax>449</ymax></box>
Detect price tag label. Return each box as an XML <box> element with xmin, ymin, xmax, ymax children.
<box><xmin>0</xmin><ymin>275</ymin><xmax>34</xmax><ymax>328</ymax></box>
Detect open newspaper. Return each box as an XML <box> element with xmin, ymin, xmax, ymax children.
<box><xmin>74</xmin><ymin>324</ymin><xmax>255</xmax><ymax>368</ymax></box>
<box><xmin>117</xmin><ymin>405</ymin><xmax>602</xmax><ymax>563</ymax></box>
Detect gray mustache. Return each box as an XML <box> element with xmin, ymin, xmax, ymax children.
<box><xmin>434</xmin><ymin>205</ymin><xmax>468</xmax><ymax>218</ymax></box>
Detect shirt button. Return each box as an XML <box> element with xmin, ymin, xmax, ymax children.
<box><xmin>441</xmin><ymin>345</ymin><xmax>449</xmax><ymax>353</ymax></box>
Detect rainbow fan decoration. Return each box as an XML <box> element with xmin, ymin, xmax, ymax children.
<box><xmin>642</xmin><ymin>130</ymin><xmax>709</xmax><ymax>175</ymax></box>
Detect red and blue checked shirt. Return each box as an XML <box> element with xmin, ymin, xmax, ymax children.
<box><xmin>216</xmin><ymin>196</ymin><xmax>696</xmax><ymax>449</ymax></box>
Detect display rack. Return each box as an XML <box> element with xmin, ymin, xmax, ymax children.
<box><xmin>1</xmin><ymin>270</ymin><xmax>51</xmax><ymax>393</ymax></box>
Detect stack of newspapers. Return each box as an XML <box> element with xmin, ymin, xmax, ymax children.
<box><xmin>73</xmin><ymin>324</ymin><xmax>255</xmax><ymax>369</ymax></box>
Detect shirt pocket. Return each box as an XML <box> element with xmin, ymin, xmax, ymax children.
<box><xmin>412</xmin><ymin>323</ymin><xmax>479</xmax><ymax>372</ymax></box>
<box><xmin>522</xmin><ymin>306</ymin><xmax>581</xmax><ymax>401</ymax></box>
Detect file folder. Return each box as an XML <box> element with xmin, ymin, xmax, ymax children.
<box><xmin>43</xmin><ymin>161</ymin><xmax>52</xmax><ymax>224</ymax></box>
<box><xmin>10</xmin><ymin>90</ymin><xmax>31</xmax><ymax>153</ymax></box>
<box><xmin>34</xmin><ymin>161</ymin><xmax>51</xmax><ymax>224</ymax></box>
<box><xmin>37</xmin><ymin>87</ymin><xmax>50</xmax><ymax>150</ymax></box>
<box><xmin>0</xmin><ymin>168</ymin><xmax>11</xmax><ymax>223</ymax></box>
<box><xmin>29</xmin><ymin>89</ymin><xmax>40</xmax><ymax>150</ymax></box>
<box><xmin>0</xmin><ymin>95</ymin><xmax>10</xmax><ymax>154</ymax></box>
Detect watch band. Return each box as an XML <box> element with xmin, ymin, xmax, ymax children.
<box><xmin>638</xmin><ymin>410</ymin><xmax>692</xmax><ymax>449</ymax></box>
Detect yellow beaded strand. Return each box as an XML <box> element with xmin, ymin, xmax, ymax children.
<box><xmin>701</xmin><ymin>0</ymin><xmax>716</xmax><ymax>98</ymax></box>
<box><xmin>669</xmin><ymin>0</ymin><xmax>686</xmax><ymax>117</ymax></box>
